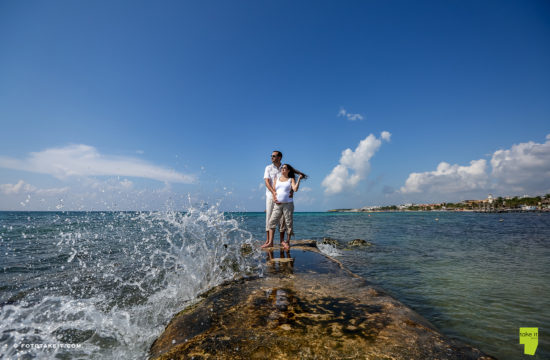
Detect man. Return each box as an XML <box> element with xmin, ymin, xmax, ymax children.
<box><xmin>263</xmin><ymin>150</ymin><xmax>288</xmax><ymax>246</ymax></box>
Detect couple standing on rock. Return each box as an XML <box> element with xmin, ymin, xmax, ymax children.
<box><xmin>261</xmin><ymin>150</ymin><xmax>307</xmax><ymax>250</ymax></box>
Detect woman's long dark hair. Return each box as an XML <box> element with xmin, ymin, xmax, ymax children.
<box><xmin>283</xmin><ymin>164</ymin><xmax>308</xmax><ymax>181</ymax></box>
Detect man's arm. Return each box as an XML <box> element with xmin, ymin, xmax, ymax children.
<box><xmin>265</xmin><ymin>178</ymin><xmax>277</xmax><ymax>201</ymax></box>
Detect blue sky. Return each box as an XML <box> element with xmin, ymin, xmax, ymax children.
<box><xmin>1</xmin><ymin>0</ymin><xmax>549</xmax><ymax>211</ymax></box>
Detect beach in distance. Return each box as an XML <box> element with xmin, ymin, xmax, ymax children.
<box><xmin>1</xmin><ymin>210</ymin><xmax>548</xmax><ymax>359</ymax></box>
<box><xmin>328</xmin><ymin>194</ymin><xmax>550</xmax><ymax>213</ymax></box>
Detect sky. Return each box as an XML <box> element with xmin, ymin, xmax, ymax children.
<box><xmin>1</xmin><ymin>0</ymin><xmax>549</xmax><ymax>211</ymax></box>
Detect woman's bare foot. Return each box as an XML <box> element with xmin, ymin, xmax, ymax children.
<box><xmin>261</xmin><ymin>242</ymin><xmax>273</xmax><ymax>248</ymax></box>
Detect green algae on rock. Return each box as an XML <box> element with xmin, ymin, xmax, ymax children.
<box><xmin>150</xmin><ymin>240</ymin><xmax>495</xmax><ymax>360</ymax></box>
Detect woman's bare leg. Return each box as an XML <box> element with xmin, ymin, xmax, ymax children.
<box><xmin>282</xmin><ymin>232</ymin><xmax>291</xmax><ymax>250</ymax></box>
<box><xmin>281</xmin><ymin>204</ymin><xmax>293</xmax><ymax>251</ymax></box>
<box><xmin>261</xmin><ymin>229</ymin><xmax>275</xmax><ymax>248</ymax></box>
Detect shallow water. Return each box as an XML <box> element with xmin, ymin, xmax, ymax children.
<box><xmin>233</xmin><ymin>211</ymin><xmax>550</xmax><ymax>360</ymax></box>
<box><xmin>1</xmin><ymin>210</ymin><xmax>548</xmax><ymax>359</ymax></box>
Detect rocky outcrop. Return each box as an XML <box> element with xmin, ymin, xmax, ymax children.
<box><xmin>348</xmin><ymin>238</ymin><xmax>373</xmax><ymax>247</ymax></box>
<box><xmin>150</xmin><ymin>240</ymin><xmax>494</xmax><ymax>359</ymax></box>
<box><xmin>321</xmin><ymin>237</ymin><xmax>339</xmax><ymax>246</ymax></box>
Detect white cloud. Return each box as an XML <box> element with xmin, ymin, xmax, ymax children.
<box><xmin>0</xmin><ymin>180</ymin><xmax>68</xmax><ymax>196</ymax></box>
<box><xmin>0</xmin><ymin>144</ymin><xmax>196</xmax><ymax>184</ymax></box>
<box><xmin>491</xmin><ymin>134</ymin><xmax>550</xmax><ymax>194</ymax></box>
<box><xmin>322</xmin><ymin>132</ymin><xmax>391</xmax><ymax>194</ymax></box>
<box><xmin>381</xmin><ymin>131</ymin><xmax>391</xmax><ymax>141</ymax></box>
<box><xmin>119</xmin><ymin>179</ymin><xmax>133</xmax><ymax>189</ymax></box>
<box><xmin>337</xmin><ymin>108</ymin><xmax>364</xmax><ymax>121</ymax></box>
<box><xmin>400</xmin><ymin>159</ymin><xmax>488</xmax><ymax>194</ymax></box>
<box><xmin>0</xmin><ymin>180</ymin><xmax>33</xmax><ymax>195</ymax></box>
<box><xmin>399</xmin><ymin>134</ymin><xmax>550</xmax><ymax>196</ymax></box>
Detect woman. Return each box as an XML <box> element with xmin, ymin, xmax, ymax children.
<box><xmin>261</xmin><ymin>164</ymin><xmax>307</xmax><ymax>250</ymax></box>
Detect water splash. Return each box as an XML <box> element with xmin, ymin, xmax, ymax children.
<box><xmin>0</xmin><ymin>205</ymin><xmax>262</xmax><ymax>359</ymax></box>
<box><xmin>317</xmin><ymin>243</ymin><xmax>344</xmax><ymax>257</ymax></box>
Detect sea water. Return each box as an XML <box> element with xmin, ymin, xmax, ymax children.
<box><xmin>0</xmin><ymin>208</ymin><xmax>262</xmax><ymax>359</ymax></box>
<box><xmin>1</xmin><ymin>210</ymin><xmax>549</xmax><ymax>359</ymax></box>
<box><xmin>231</xmin><ymin>211</ymin><xmax>550</xmax><ymax>360</ymax></box>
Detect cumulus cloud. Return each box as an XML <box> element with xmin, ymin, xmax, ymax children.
<box><xmin>0</xmin><ymin>180</ymin><xmax>34</xmax><ymax>195</ymax></box>
<box><xmin>491</xmin><ymin>134</ymin><xmax>550</xmax><ymax>193</ymax></box>
<box><xmin>322</xmin><ymin>132</ymin><xmax>391</xmax><ymax>194</ymax></box>
<box><xmin>0</xmin><ymin>180</ymin><xmax>68</xmax><ymax>195</ymax></box>
<box><xmin>119</xmin><ymin>179</ymin><xmax>133</xmax><ymax>189</ymax></box>
<box><xmin>400</xmin><ymin>160</ymin><xmax>489</xmax><ymax>194</ymax></box>
<box><xmin>399</xmin><ymin>134</ymin><xmax>550</xmax><ymax>196</ymax></box>
<box><xmin>338</xmin><ymin>108</ymin><xmax>364</xmax><ymax>121</ymax></box>
<box><xmin>0</xmin><ymin>144</ymin><xmax>196</xmax><ymax>184</ymax></box>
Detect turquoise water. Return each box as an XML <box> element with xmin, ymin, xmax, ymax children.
<box><xmin>1</xmin><ymin>210</ymin><xmax>549</xmax><ymax>359</ymax></box>
<box><xmin>231</xmin><ymin>211</ymin><xmax>550</xmax><ymax>359</ymax></box>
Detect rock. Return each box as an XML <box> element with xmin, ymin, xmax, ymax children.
<box><xmin>321</xmin><ymin>237</ymin><xmax>339</xmax><ymax>246</ymax></box>
<box><xmin>348</xmin><ymin>239</ymin><xmax>373</xmax><ymax>247</ymax></box>
<box><xmin>240</xmin><ymin>243</ymin><xmax>253</xmax><ymax>255</ymax></box>
<box><xmin>290</xmin><ymin>239</ymin><xmax>317</xmax><ymax>248</ymax></box>
<box><xmin>150</xmin><ymin>241</ymin><xmax>494</xmax><ymax>360</ymax></box>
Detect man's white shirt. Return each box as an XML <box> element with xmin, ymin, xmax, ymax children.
<box><xmin>264</xmin><ymin>163</ymin><xmax>281</xmax><ymax>198</ymax></box>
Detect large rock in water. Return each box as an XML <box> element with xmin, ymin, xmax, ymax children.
<box><xmin>150</xmin><ymin>240</ymin><xmax>494</xmax><ymax>359</ymax></box>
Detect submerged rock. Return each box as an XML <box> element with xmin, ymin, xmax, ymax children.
<box><xmin>321</xmin><ymin>237</ymin><xmax>339</xmax><ymax>246</ymax></box>
<box><xmin>240</xmin><ymin>243</ymin><xmax>253</xmax><ymax>256</ymax></box>
<box><xmin>150</xmin><ymin>240</ymin><xmax>494</xmax><ymax>360</ymax></box>
<box><xmin>348</xmin><ymin>238</ymin><xmax>373</xmax><ymax>247</ymax></box>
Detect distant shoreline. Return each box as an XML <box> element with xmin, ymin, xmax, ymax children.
<box><xmin>1</xmin><ymin>209</ymin><xmax>549</xmax><ymax>214</ymax></box>
<box><xmin>329</xmin><ymin>194</ymin><xmax>550</xmax><ymax>213</ymax></box>
<box><xmin>327</xmin><ymin>208</ymin><xmax>550</xmax><ymax>213</ymax></box>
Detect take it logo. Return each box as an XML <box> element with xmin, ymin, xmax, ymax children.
<box><xmin>519</xmin><ymin>328</ymin><xmax>538</xmax><ymax>355</ymax></box>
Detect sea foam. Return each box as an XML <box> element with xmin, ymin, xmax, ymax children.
<box><xmin>0</xmin><ymin>206</ymin><xmax>262</xmax><ymax>359</ymax></box>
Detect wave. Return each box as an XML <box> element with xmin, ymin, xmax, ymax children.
<box><xmin>317</xmin><ymin>242</ymin><xmax>344</xmax><ymax>257</ymax></box>
<box><xmin>0</xmin><ymin>206</ymin><xmax>262</xmax><ymax>359</ymax></box>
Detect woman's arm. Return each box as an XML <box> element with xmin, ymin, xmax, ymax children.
<box><xmin>291</xmin><ymin>176</ymin><xmax>302</xmax><ymax>192</ymax></box>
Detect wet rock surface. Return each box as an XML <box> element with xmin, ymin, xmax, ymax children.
<box><xmin>348</xmin><ymin>238</ymin><xmax>373</xmax><ymax>247</ymax></box>
<box><xmin>321</xmin><ymin>237</ymin><xmax>339</xmax><ymax>246</ymax></box>
<box><xmin>150</xmin><ymin>240</ymin><xmax>495</xmax><ymax>359</ymax></box>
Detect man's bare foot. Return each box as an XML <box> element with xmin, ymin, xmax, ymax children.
<box><xmin>261</xmin><ymin>242</ymin><xmax>273</xmax><ymax>249</ymax></box>
<box><xmin>282</xmin><ymin>241</ymin><xmax>290</xmax><ymax>251</ymax></box>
